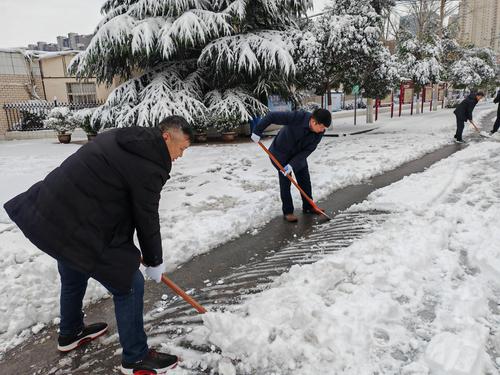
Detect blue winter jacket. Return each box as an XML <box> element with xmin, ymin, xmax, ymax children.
<box><xmin>253</xmin><ymin>111</ymin><xmax>324</xmax><ymax>172</ymax></box>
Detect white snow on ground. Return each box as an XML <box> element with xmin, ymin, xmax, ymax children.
<box><xmin>178</xmin><ymin>139</ymin><xmax>500</xmax><ymax>375</ymax></box>
<box><xmin>0</xmin><ymin>104</ymin><xmax>496</xmax><ymax>355</ymax></box>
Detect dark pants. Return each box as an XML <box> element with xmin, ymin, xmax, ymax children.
<box><xmin>277</xmin><ymin>163</ymin><xmax>313</xmax><ymax>215</ymax></box>
<box><xmin>455</xmin><ymin>114</ymin><xmax>465</xmax><ymax>141</ymax></box>
<box><xmin>492</xmin><ymin>116</ymin><xmax>500</xmax><ymax>134</ymax></box>
<box><xmin>58</xmin><ymin>261</ymin><xmax>148</xmax><ymax>363</ymax></box>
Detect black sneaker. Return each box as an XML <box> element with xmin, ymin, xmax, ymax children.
<box><xmin>121</xmin><ymin>349</ymin><xmax>179</xmax><ymax>374</ymax></box>
<box><xmin>57</xmin><ymin>322</ymin><xmax>108</xmax><ymax>352</ymax></box>
<box><xmin>454</xmin><ymin>137</ymin><xmax>465</xmax><ymax>144</ymax></box>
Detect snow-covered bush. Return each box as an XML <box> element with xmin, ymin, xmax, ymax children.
<box><xmin>448</xmin><ymin>48</ymin><xmax>496</xmax><ymax>89</ymax></box>
<box><xmin>44</xmin><ymin>107</ymin><xmax>75</xmax><ymax>134</ymax></box>
<box><xmin>299</xmin><ymin>102</ymin><xmax>320</xmax><ymax>112</ymax></box>
<box><xmin>210</xmin><ymin>114</ymin><xmax>241</xmax><ymax>133</ymax></box>
<box><xmin>72</xmin><ymin>108</ymin><xmax>102</xmax><ymax>135</ymax></box>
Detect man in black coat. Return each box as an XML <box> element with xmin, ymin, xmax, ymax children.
<box><xmin>490</xmin><ymin>90</ymin><xmax>500</xmax><ymax>135</ymax></box>
<box><xmin>251</xmin><ymin>109</ymin><xmax>331</xmax><ymax>222</ymax></box>
<box><xmin>3</xmin><ymin>116</ymin><xmax>193</xmax><ymax>374</ymax></box>
<box><xmin>453</xmin><ymin>91</ymin><xmax>484</xmax><ymax>143</ymax></box>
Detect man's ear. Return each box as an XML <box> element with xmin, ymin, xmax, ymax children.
<box><xmin>162</xmin><ymin>131</ymin><xmax>171</xmax><ymax>142</ymax></box>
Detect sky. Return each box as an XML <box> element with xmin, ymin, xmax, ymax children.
<box><xmin>0</xmin><ymin>0</ymin><xmax>105</xmax><ymax>48</ymax></box>
<box><xmin>0</xmin><ymin>0</ymin><xmax>330</xmax><ymax>48</ymax></box>
<box><xmin>0</xmin><ymin>0</ymin><xmax>429</xmax><ymax>49</ymax></box>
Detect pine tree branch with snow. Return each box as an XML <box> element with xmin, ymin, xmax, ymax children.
<box><xmin>70</xmin><ymin>0</ymin><xmax>311</xmax><ymax>129</ymax></box>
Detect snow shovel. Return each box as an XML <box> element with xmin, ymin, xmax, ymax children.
<box><xmin>161</xmin><ymin>274</ymin><xmax>207</xmax><ymax>314</ymax></box>
<box><xmin>257</xmin><ymin>141</ymin><xmax>332</xmax><ymax>221</ymax></box>
<box><xmin>141</xmin><ymin>259</ymin><xmax>207</xmax><ymax>314</ymax></box>
<box><xmin>469</xmin><ymin>120</ymin><xmax>491</xmax><ymax>138</ymax></box>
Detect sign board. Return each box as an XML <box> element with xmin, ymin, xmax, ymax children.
<box><xmin>268</xmin><ymin>95</ymin><xmax>292</xmax><ymax>112</ymax></box>
<box><xmin>331</xmin><ymin>92</ymin><xmax>342</xmax><ymax>112</ymax></box>
<box><xmin>352</xmin><ymin>85</ymin><xmax>360</xmax><ymax>95</ymax></box>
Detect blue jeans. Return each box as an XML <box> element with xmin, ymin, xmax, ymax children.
<box><xmin>277</xmin><ymin>163</ymin><xmax>313</xmax><ymax>215</ymax></box>
<box><xmin>57</xmin><ymin>261</ymin><xmax>148</xmax><ymax>363</ymax></box>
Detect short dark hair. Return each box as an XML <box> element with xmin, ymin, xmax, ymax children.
<box><xmin>311</xmin><ymin>108</ymin><xmax>332</xmax><ymax>127</ymax></box>
<box><xmin>158</xmin><ymin>115</ymin><xmax>194</xmax><ymax>142</ymax></box>
<box><xmin>476</xmin><ymin>91</ymin><xmax>485</xmax><ymax>97</ymax></box>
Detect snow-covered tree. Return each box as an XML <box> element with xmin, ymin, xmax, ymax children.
<box><xmin>305</xmin><ymin>0</ymin><xmax>398</xmax><ymax>99</ymax></box>
<box><xmin>396</xmin><ymin>32</ymin><xmax>442</xmax><ymax>91</ymax></box>
<box><xmin>71</xmin><ymin>0</ymin><xmax>312</xmax><ymax>128</ymax></box>
<box><xmin>449</xmin><ymin>47</ymin><xmax>496</xmax><ymax>89</ymax></box>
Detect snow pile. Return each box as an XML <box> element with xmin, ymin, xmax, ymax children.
<box><xmin>0</xmin><ymin>105</ymin><xmax>496</xmax><ymax>355</ymax></box>
<box><xmin>180</xmin><ymin>140</ymin><xmax>500</xmax><ymax>374</ymax></box>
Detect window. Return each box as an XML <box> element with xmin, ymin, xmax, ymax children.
<box><xmin>66</xmin><ymin>82</ymin><xmax>97</xmax><ymax>103</ymax></box>
<box><xmin>0</xmin><ymin>52</ymin><xmax>28</xmax><ymax>75</ymax></box>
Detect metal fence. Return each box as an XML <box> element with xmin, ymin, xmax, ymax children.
<box><xmin>3</xmin><ymin>100</ymin><xmax>104</xmax><ymax>131</ymax></box>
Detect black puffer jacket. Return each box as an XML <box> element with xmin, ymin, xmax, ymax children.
<box><xmin>454</xmin><ymin>93</ymin><xmax>479</xmax><ymax>121</ymax></box>
<box><xmin>4</xmin><ymin>127</ymin><xmax>171</xmax><ymax>292</ymax></box>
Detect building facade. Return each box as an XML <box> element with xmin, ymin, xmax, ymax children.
<box><xmin>0</xmin><ymin>50</ymin><xmax>44</xmax><ymax>137</ymax></box>
<box><xmin>459</xmin><ymin>0</ymin><xmax>500</xmax><ymax>53</ymax></box>
<box><xmin>28</xmin><ymin>33</ymin><xmax>93</xmax><ymax>52</ymax></box>
<box><xmin>39</xmin><ymin>52</ymin><xmax>113</xmax><ymax>104</ymax></box>
<box><xmin>0</xmin><ymin>50</ymin><xmax>116</xmax><ymax>139</ymax></box>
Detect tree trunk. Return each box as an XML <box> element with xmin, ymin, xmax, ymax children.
<box><xmin>415</xmin><ymin>93</ymin><xmax>420</xmax><ymax>114</ymax></box>
<box><xmin>366</xmin><ymin>98</ymin><xmax>374</xmax><ymax>123</ymax></box>
<box><xmin>440</xmin><ymin>0</ymin><xmax>446</xmax><ymax>38</ymax></box>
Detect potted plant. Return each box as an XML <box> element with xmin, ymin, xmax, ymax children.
<box><xmin>72</xmin><ymin>108</ymin><xmax>101</xmax><ymax>141</ymax></box>
<box><xmin>44</xmin><ymin>107</ymin><xmax>75</xmax><ymax>143</ymax></box>
<box><xmin>192</xmin><ymin>115</ymin><xmax>208</xmax><ymax>143</ymax></box>
<box><xmin>213</xmin><ymin>114</ymin><xmax>239</xmax><ymax>142</ymax></box>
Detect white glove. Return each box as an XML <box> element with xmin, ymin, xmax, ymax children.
<box><xmin>145</xmin><ymin>263</ymin><xmax>164</xmax><ymax>283</ymax></box>
<box><xmin>251</xmin><ymin>133</ymin><xmax>261</xmax><ymax>143</ymax></box>
<box><xmin>281</xmin><ymin>164</ymin><xmax>293</xmax><ymax>176</ymax></box>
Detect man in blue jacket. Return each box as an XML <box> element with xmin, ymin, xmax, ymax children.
<box><xmin>251</xmin><ymin>109</ymin><xmax>331</xmax><ymax>222</ymax></box>
<box><xmin>453</xmin><ymin>91</ymin><xmax>484</xmax><ymax>143</ymax></box>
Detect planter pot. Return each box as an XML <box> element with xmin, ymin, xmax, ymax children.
<box><xmin>57</xmin><ymin>133</ymin><xmax>71</xmax><ymax>144</ymax></box>
<box><xmin>194</xmin><ymin>133</ymin><xmax>208</xmax><ymax>143</ymax></box>
<box><xmin>87</xmin><ymin>133</ymin><xmax>98</xmax><ymax>141</ymax></box>
<box><xmin>221</xmin><ymin>131</ymin><xmax>237</xmax><ymax>142</ymax></box>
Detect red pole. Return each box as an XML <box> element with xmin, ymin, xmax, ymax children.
<box><xmin>391</xmin><ymin>90</ymin><xmax>394</xmax><ymax>118</ymax></box>
<box><xmin>429</xmin><ymin>86</ymin><xmax>433</xmax><ymax>111</ymax></box>
<box><xmin>421</xmin><ymin>87</ymin><xmax>425</xmax><ymax>113</ymax></box>
<box><xmin>375</xmin><ymin>98</ymin><xmax>379</xmax><ymax>121</ymax></box>
<box><xmin>399</xmin><ymin>83</ymin><xmax>403</xmax><ymax>117</ymax></box>
<box><xmin>410</xmin><ymin>87</ymin><xmax>414</xmax><ymax>115</ymax></box>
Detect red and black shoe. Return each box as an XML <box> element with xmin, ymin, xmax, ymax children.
<box><xmin>121</xmin><ymin>349</ymin><xmax>178</xmax><ymax>375</ymax></box>
<box><xmin>57</xmin><ymin>322</ymin><xmax>108</xmax><ymax>352</ymax></box>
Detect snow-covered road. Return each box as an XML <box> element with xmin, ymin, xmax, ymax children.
<box><xmin>176</xmin><ymin>138</ymin><xmax>500</xmax><ymax>374</ymax></box>
<box><xmin>0</xmin><ymin>104</ymin><xmax>497</xmax><ymax>361</ymax></box>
